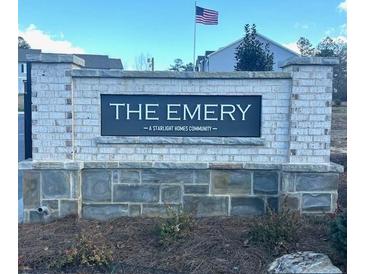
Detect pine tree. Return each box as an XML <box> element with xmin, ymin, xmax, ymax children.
<box><xmin>235</xmin><ymin>24</ymin><xmax>274</xmax><ymax>71</ymax></box>
<box><xmin>297</xmin><ymin>37</ymin><xmax>315</xmax><ymax>56</ymax></box>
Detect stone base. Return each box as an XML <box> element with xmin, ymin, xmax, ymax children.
<box><xmin>19</xmin><ymin>161</ymin><xmax>343</xmax><ymax>223</ymax></box>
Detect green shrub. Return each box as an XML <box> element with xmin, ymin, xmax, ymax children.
<box><xmin>248</xmin><ymin>208</ymin><xmax>301</xmax><ymax>254</ymax></box>
<box><xmin>330</xmin><ymin>209</ymin><xmax>347</xmax><ymax>257</ymax></box>
<box><xmin>156</xmin><ymin>205</ymin><xmax>194</xmax><ymax>245</ymax></box>
<box><xmin>49</xmin><ymin>234</ymin><xmax>113</xmax><ymax>269</ymax></box>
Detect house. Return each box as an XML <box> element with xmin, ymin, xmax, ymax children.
<box><xmin>18</xmin><ymin>48</ymin><xmax>123</xmax><ymax>94</ymax></box>
<box><xmin>196</xmin><ymin>33</ymin><xmax>299</xmax><ymax>72</ymax></box>
<box><xmin>18</xmin><ymin>48</ymin><xmax>41</xmax><ymax>94</ymax></box>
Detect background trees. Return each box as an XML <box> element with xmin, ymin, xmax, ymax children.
<box><xmin>18</xmin><ymin>36</ymin><xmax>30</xmax><ymax>49</ymax></box>
<box><xmin>169</xmin><ymin>59</ymin><xmax>194</xmax><ymax>71</ymax></box>
<box><xmin>297</xmin><ymin>36</ymin><xmax>347</xmax><ymax>102</ymax></box>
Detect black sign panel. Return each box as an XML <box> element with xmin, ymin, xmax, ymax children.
<box><xmin>101</xmin><ymin>94</ymin><xmax>261</xmax><ymax>137</ymax></box>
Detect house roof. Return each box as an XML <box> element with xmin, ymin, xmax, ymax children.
<box><xmin>18</xmin><ymin>48</ymin><xmax>42</xmax><ymax>62</ymax></box>
<box><xmin>205</xmin><ymin>50</ymin><xmax>215</xmax><ymax>56</ymax></box>
<box><xmin>18</xmin><ymin>48</ymin><xmax>123</xmax><ymax>69</ymax></box>
<box><xmin>75</xmin><ymin>54</ymin><xmax>123</xmax><ymax>69</ymax></box>
<box><xmin>108</xmin><ymin>58</ymin><xmax>124</xmax><ymax>69</ymax></box>
<box><xmin>205</xmin><ymin>32</ymin><xmax>299</xmax><ymax>59</ymax></box>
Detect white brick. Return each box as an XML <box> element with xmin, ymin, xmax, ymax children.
<box><xmin>30</xmin><ymin>62</ymin><xmax>333</xmax><ymax>165</ymax></box>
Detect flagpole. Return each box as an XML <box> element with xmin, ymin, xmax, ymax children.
<box><xmin>193</xmin><ymin>1</ymin><xmax>197</xmax><ymax>71</ymax></box>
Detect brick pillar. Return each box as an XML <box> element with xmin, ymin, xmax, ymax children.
<box><xmin>281</xmin><ymin>57</ymin><xmax>339</xmax><ymax>164</ymax></box>
<box><xmin>26</xmin><ymin>53</ymin><xmax>84</xmax><ymax>161</ymax></box>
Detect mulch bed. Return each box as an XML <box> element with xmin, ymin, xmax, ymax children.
<box><xmin>19</xmin><ymin>212</ymin><xmax>346</xmax><ymax>274</ymax></box>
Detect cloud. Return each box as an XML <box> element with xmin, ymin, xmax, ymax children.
<box><xmin>282</xmin><ymin>42</ymin><xmax>300</xmax><ymax>54</ymax></box>
<box><xmin>338</xmin><ymin>0</ymin><xmax>347</xmax><ymax>12</ymax></box>
<box><xmin>323</xmin><ymin>23</ymin><xmax>347</xmax><ymax>42</ymax></box>
<box><xmin>19</xmin><ymin>24</ymin><xmax>85</xmax><ymax>54</ymax></box>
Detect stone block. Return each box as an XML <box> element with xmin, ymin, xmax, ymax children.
<box><xmin>83</xmin><ymin>161</ymin><xmax>118</xmax><ymax>169</ymax></box>
<box><xmin>183</xmin><ymin>196</ymin><xmax>228</xmax><ymax>217</ymax></box>
<box><xmin>231</xmin><ymin>197</ymin><xmax>265</xmax><ymax>216</ymax></box>
<box><xmin>331</xmin><ymin>193</ymin><xmax>338</xmax><ymax>211</ymax></box>
<box><xmin>42</xmin><ymin>200</ymin><xmax>58</xmax><ymax>211</ymax></box>
<box><xmin>302</xmin><ymin>193</ymin><xmax>331</xmax><ymax>212</ymax></box>
<box><xmin>209</xmin><ymin>163</ymin><xmax>243</xmax><ymax>169</ymax></box>
<box><xmin>129</xmin><ymin>204</ymin><xmax>141</xmax><ymax>216</ymax></box>
<box><xmin>281</xmin><ymin>173</ymin><xmax>295</xmax><ymax>192</ymax></box>
<box><xmin>267</xmin><ymin>197</ymin><xmax>279</xmax><ymax>212</ymax></box>
<box><xmin>253</xmin><ymin>171</ymin><xmax>279</xmax><ymax>194</ymax></box>
<box><xmin>184</xmin><ymin>185</ymin><xmax>209</xmax><ymax>194</ymax></box>
<box><xmin>113</xmin><ymin>184</ymin><xmax>159</xmax><ymax>203</ymax></box>
<box><xmin>243</xmin><ymin>163</ymin><xmax>281</xmax><ymax>170</ymax></box>
<box><xmin>23</xmin><ymin>171</ymin><xmax>40</xmax><ymax>209</ymax></box>
<box><xmin>29</xmin><ymin>210</ymin><xmax>43</xmax><ymax>223</ymax></box>
<box><xmin>82</xmin><ymin>169</ymin><xmax>111</xmax><ymax>202</ymax></box>
<box><xmin>296</xmin><ymin>173</ymin><xmax>338</xmax><ymax>191</ymax></box>
<box><xmin>141</xmin><ymin>169</ymin><xmax>193</xmax><ymax>184</ymax></box>
<box><xmin>119</xmin><ymin>170</ymin><xmax>140</xmax><ymax>184</ymax></box>
<box><xmin>280</xmin><ymin>194</ymin><xmax>300</xmax><ymax>211</ymax></box>
<box><xmin>118</xmin><ymin>161</ymin><xmax>153</xmax><ymax>169</ymax></box>
<box><xmin>161</xmin><ymin>185</ymin><xmax>181</xmax><ymax>203</ymax></box>
<box><xmin>142</xmin><ymin>204</ymin><xmax>179</xmax><ymax>217</ymax></box>
<box><xmin>112</xmin><ymin>170</ymin><xmax>119</xmax><ymax>184</ymax></box>
<box><xmin>60</xmin><ymin>200</ymin><xmax>78</xmax><ymax>217</ymax></box>
<box><xmin>281</xmin><ymin>163</ymin><xmax>343</xmax><ymax>173</ymax></box>
<box><xmin>82</xmin><ymin>204</ymin><xmax>128</xmax><ymax>221</ymax></box>
<box><xmin>70</xmin><ymin>171</ymin><xmax>80</xmax><ymax>198</ymax></box>
<box><xmin>194</xmin><ymin>170</ymin><xmax>210</xmax><ymax>184</ymax></box>
<box><xmin>211</xmin><ymin>170</ymin><xmax>251</xmax><ymax>195</ymax></box>
<box><xmin>42</xmin><ymin>170</ymin><xmax>70</xmax><ymax>199</ymax></box>
<box><xmin>153</xmin><ymin>162</ymin><xmax>208</xmax><ymax>169</ymax></box>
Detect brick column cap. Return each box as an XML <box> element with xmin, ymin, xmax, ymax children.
<box><xmin>25</xmin><ymin>53</ymin><xmax>85</xmax><ymax>67</ymax></box>
<box><xmin>280</xmin><ymin>56</ymin><xmax>339</xmax><ymax>68</ymax></box>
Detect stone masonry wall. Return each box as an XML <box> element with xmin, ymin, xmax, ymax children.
<box><xmin>22</xmin><ymin>168</ymin><xmax>81</xmax><ymax>222</ymax></box>
<box><xmin>21</xmin><ymin>161</ymin><xmax>342</xmax><ymax>223</ymax></box>
<box><xmin>21</xmin><ymin>54</ymin><xmax>342</xmax><ymax>223</ymax></box>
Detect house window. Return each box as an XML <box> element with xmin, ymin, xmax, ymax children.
<box><xmin>21</xmin><ymin>63</ymin><xmax>26</xmax><ymax>73</ymax></box>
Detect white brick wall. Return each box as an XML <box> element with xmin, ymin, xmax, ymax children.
<box><xmin>282</xmin><ymin>65</ymin><xmax>333</xmax><ymax>163</ymax></box>
<box><xmin>31</xmin><ymin>63</ymin><xmax>75</xmax><ymax>160</ymax></box>
<box><xmin>68</xmin><ymin>77</ymin><xmax>291</xmax><ymax>163</ymax></box>
<box><xmin>30</xmin><ymin>58</ymin><xmax>335</xmax><ymax>165</ymax></box>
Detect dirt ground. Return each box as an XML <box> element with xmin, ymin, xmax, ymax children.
<box><xmin>18</xmin><ymin>106</ymin><xmax>347</xmax><ymax>274</ymax></box>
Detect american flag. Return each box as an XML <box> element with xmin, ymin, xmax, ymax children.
<box><xmin>195</xmin><ymin>6</ymin><xmax>218</xmax><ymax>25</ymax></box>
